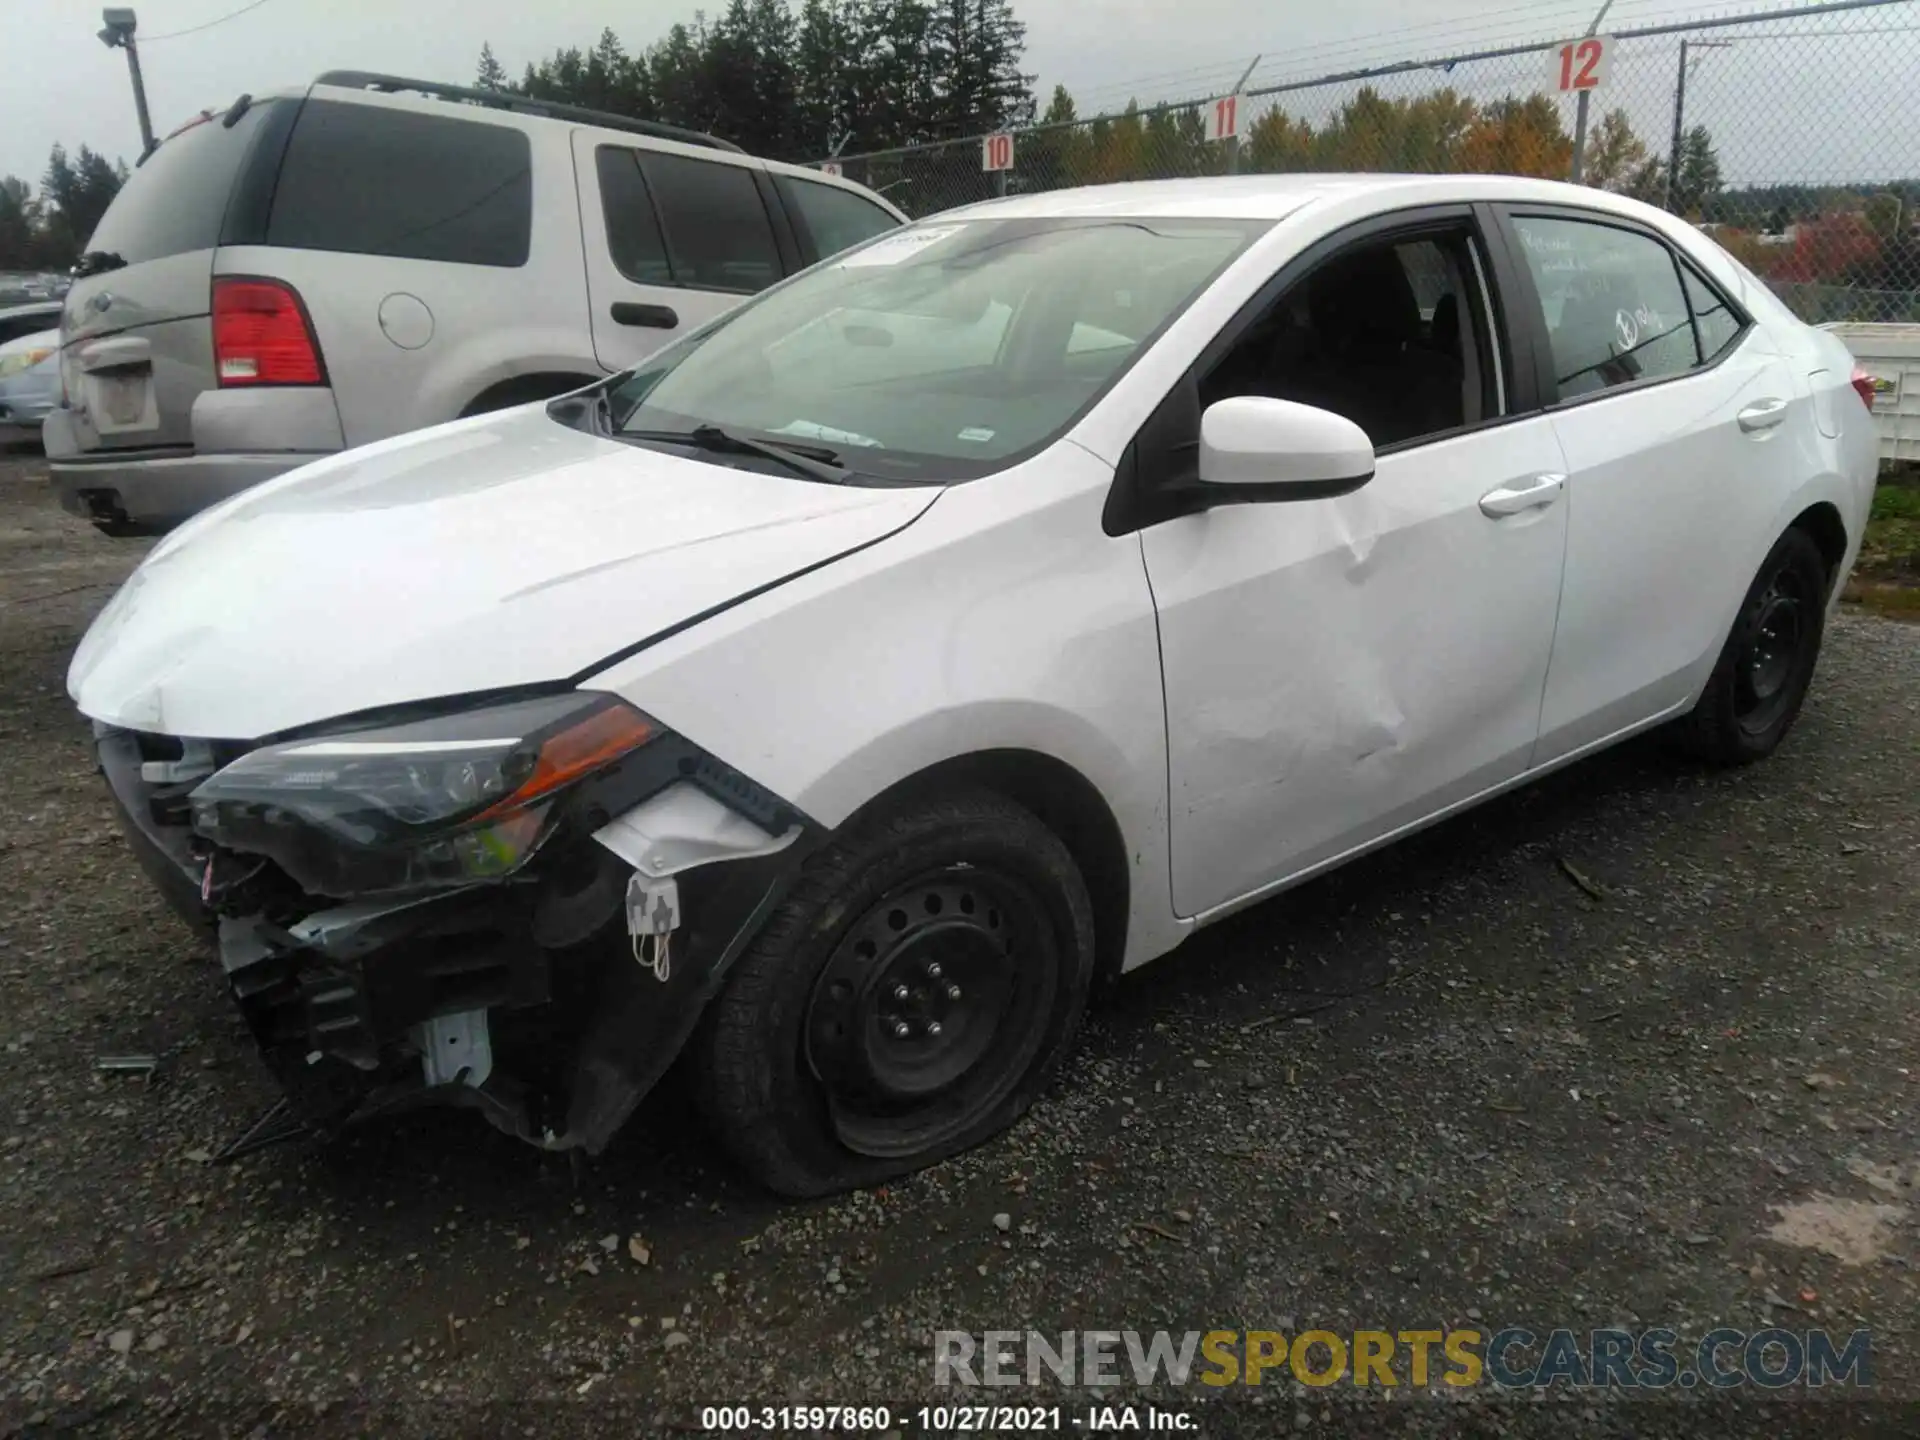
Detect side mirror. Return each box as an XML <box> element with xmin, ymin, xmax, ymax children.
<box><xmin>1195</xmin><ymin>396</ymin><xmax>1375</xmax><ymax>503</ymax></box>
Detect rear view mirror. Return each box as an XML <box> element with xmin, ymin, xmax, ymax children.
<box><xmin>1196</xmin><ymin>396</ymin><xmax>1375</xmax><ymax>502</ymax></box>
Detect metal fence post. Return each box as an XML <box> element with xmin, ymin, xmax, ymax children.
<box><xmin>1567</xmin><ymin>0</ymin><xmax>1615</xmax><ymax>185</ymax></box>
<box><xmin>1665</xmin><ymin>37</ymin><xmax>1689</xmax><ymax>212</ymax></box>
<box><xmin>1224</xmin><ymin>55</ymin><xmax>1261</xmax><ymax>176</ymax></box>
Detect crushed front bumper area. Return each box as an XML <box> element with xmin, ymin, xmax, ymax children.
<box><xmin>96</xmin><ymin>721</ymin><xmax>812</xmax><ymax>1155</ymax></box>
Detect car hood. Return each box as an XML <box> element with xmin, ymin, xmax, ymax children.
<box><xmin>69</xmin><ymin>406</ymin><xmax>940</xmax><ymax>740</ymax></box>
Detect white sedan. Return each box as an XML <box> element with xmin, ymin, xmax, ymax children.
<box><xmin>69</xmin><ymin>175</ymin><xmax>1877</xmax><ymax>1194</ymax></box>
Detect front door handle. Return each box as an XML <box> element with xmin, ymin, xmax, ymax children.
<box><xmin>1738</xmin><ymin>397</ymin><xmax>1789</xmax><ymax>433</ymax></box>
<box><xmin>610</xmin><ymin>301</ymin><xmax>679</xmax><ymax>329</ymax></box>
<box><xmin>1479</xmin><ymin>473</ymin><xmax>1566</xmax><ymax>518</ymax></box>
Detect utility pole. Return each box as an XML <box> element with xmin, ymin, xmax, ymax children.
<box><xmin>98</xmin><ymin>8</ymin><xmax>155</xmax><ymax>157</ymax></box>
<box><xmin>1666</xmin><ymin>37</ymin><xmax>1731</xmax><ymax>213</ymax></box>
<box><xmin>1566</xmin><ymin>0</ymin><xmax>1614</xmax><ymax>186</ymax></box>
<box><xmin>1223</xmin><ymin>54</ymin><xmax>1262</xmax><ymax>177</ymax></box>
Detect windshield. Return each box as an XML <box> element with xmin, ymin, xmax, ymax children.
<box><xmin>608</xmin><ymin>216</ymin><xmax>1267</xmax><ymax>484</ymax></box>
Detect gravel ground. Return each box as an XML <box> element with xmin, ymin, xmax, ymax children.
<box><xmin>2</xmin><ymin>447</ymin><xmax>1918</xmax><ymax>1438</ymax></box>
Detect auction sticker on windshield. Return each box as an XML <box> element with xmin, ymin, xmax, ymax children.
<box><xmin>839</xmin><ymin>225</ymin><xmax>967</xmax><ymax>267</ymax></box>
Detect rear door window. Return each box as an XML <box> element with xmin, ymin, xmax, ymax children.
<box><xmin>1511</xmin><ymin>214</ymin><xmax>1696</xmax><ymax>401</ymax></box>
<box><xmin>594</xmin><ymin>146</ymin><xmax>673</xmax><ymax>285</ymax></box>
<box><xmin>775</xmin><ymin>175</ymin><xmax>900</xmax><ymax>262</ymax></box>
<box><xmin>83</xmin><ymin>103</ymin><xmax>278</xmax><ymax>265</ymax></box>
<box><xmin>1682</xmin><ymin>264</ymin><xmax>1745</xmax><ymax>363</ymax></box>
<box><xmin>267</xmin><ymin>101</ymin><xmax>532</xmax><ymax>266</ymax></box>
<box><xmin>634</xmin><ymin>151</ymin><xmax>782</xmax><ymax>294</ymax></box>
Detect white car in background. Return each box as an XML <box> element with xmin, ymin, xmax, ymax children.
<box><xmin>0</xmin><ymin>327</ymin><xmax>60</xmax><ymax>441</ymax></box>
<box><xmin>68</xmin><ymin>174</ymin><xmax>1877</xmax><ymax>1195</ymax></box>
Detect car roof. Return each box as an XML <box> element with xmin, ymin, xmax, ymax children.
<box><xmin>943</xmin><ymin>173</ymin><xmax>1677</xmax><ymax>226</ymax></box>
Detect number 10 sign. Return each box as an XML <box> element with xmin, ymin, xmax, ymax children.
<box><xmin>1553</xmin><ymin>34</ymin><xmax>1613</xmax><ymax>92</ymax></box>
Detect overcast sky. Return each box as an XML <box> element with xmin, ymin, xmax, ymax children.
<box><xmin>1</xmin><ymin>0</ymin><xmax>1909</xmax><ymax>186</ymax></box>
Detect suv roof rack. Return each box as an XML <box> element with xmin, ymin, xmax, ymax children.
<box><xmin>314</xmin><ymin>71</ymin><xmax>746</xmax><ymax>155</ymax></box>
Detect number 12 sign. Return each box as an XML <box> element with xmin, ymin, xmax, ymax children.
<box><xmin>1554</xmin><ymin>34</ymin><xmax>1613</xmax><ymax>92</ymax></box>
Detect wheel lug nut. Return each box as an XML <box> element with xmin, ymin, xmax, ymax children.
<box><xmin>893</xmin><ymin>984</ymin><xmax>910</xmax><ymax>1001</ymax></box>
<box><xmin>926</xmin><ymin>963</ymin><xmax>943</xmax><ymax>980</ymax></box>
<box><xmin>926</xmin><ymin>1020</ymin><xmax>943</xmax><ymax>1037</ymax></box>
<box><xmin>946</xmin><ymin>984</ymin><xmax>962</xmax><ymax>1000</ymax></box>
<box><xmin>892</xmin><ymin>1020</ymin><xmax>911</xmax><ymax>1039</ymax></box>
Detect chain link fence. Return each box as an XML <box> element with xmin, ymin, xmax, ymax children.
<box><xmin>820</xmin><ymin>0</ymin><xmax>1920</xmax><ymax>324</ymax></box>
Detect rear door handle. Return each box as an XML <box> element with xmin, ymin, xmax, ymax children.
<box><xmin>1737</xmin><ymin>397</ymin><xmax>1789</xmax><ymax>433</ymax></box>
<box><xmin>610</xmin><ymin>302</ymin><xmax>679</xmax><ymax>330</ymax></box>
<box><xmin>1479</xmin><ymin>473</ymin><xmax>1566</xmax><ymax>518</ymax></box>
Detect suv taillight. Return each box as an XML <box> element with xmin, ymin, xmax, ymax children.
<box><xmin>1851</xmin><ymin>365</ymin><xmax>1878</xmax><ymax>411</ymax></box>
<box><xmin>213</xmin><ymin>278</ymin><xmax>323</xmax><ymax>386</ymax></box>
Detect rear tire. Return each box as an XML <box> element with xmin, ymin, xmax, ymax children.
<box><xmin>692</xmin><ymin>789</ymin><xmax>1095</xmax><ymax>1198</ymax></box>
<box><xmin>1673</xmin><ymin>526</ymin><xmax>1828</xmax><ymax>764</ymax></box>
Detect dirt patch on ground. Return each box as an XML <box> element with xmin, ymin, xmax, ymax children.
<box><xmin>1767</xmin><ymin>1198</ymin><xmax>1908</xmax><ymax>1266</ymax></box>
<box><xmin>3</xmin><ymin>451</ymin><xmax>1920</xmax><ymax>1437</ymax></box>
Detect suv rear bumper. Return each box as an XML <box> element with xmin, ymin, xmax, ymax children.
<box><xmin>46</xmin><ymin>388</ymin><xmax>344</xmax><ymax>531</ymax></box>
<box><xmin>53</xmin><ymin>448</ymin><xmax>321</xmax><ymax>531</ymax></box>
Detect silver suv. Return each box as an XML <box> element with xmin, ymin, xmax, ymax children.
<box><xmin>47</xmin><ymin>72</ymin><xmax>906</xmax><ymax>534</ymax></box>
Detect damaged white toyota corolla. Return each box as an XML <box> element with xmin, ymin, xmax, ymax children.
<box><xmin>71</xmin><ymin>176</ymin><xmax>1877</xmax><ymax>1195</ymax></box>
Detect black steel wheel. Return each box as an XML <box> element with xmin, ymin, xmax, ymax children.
<box><xmin>692</xmin><ymin>790</ymin><xmax>1095</xmax><ymax>1197</ymax></box>
<box><xmin>803</xmin><ymin>868</ymin><xmax>1058</xmax><ymax>1159</ymax></box>
<box><xmin>1674</xmin><ymin>526</ymin><xmax>1829</xmax><ymax>764</ymax></box>
<box><xmin>1732</xmin><ymin>564</ymin><xmax>1812</xmax><ymax>738</ymax></box>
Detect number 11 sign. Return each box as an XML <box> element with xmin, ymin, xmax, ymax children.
<box><xmin>1203</xmin><ymin>94</ymin><xmax>1245</xmax><ymax>144</ymax></box>
<box><xmin>1553</xmin><ymin>34</ymin><xmax>1613</xmax><ymax>92</ymax></box>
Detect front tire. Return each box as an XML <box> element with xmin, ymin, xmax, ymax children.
<box><xmin>692</xmin><ymin>789</ymin><xmax>1095</xmax><ymax>1198</ymax></box>
<box><xmin>1674</xmin><ymin>526</ymin><xmax>1829</xmax><ymax>764</ymax></box>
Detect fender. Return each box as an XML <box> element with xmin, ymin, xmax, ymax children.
<box><xmin>583</xmin><ymin>444</ymin><xmax>1191</xmax><ymax>972</ymax></box>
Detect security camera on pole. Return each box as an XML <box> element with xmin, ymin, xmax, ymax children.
<box><xmin>97</xmin><ymin>8</ymin><xmax>156</xmax><ymax>158</ymax></box>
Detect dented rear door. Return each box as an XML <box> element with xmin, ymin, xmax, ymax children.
<box><xmin>1144</xmin><ymin>413</ymin><xmax>1570</xmax><ymax>918</ymax></box>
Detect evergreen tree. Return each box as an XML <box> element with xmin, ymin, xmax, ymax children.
<box><xmin>475</xmin><ymin>42</ymin><xmax>510</xmax><ymax>91</ymax></box>
<box><xmin>1581</xmin><ymin>108</ymin><xmax>1648</xmax><ymax>192</ymax></box>
<box><xmin>795</xmin><ymin>0</ymin><xmax>855</xmax><ymax>153</ymax></box>
<box><xmin>929</xmin><ymin>0</ymin><xmax>1032</xmax><ymax>139</ymax></box>
<box><xmin>1672</xmin><ymin>124</ymin><xmax>1723</xmax><ymax>216</ymax></box>
<box><xmin>854</xmin><ymin>0</ymin><xmax>940</xmax><ymax>149</ymax></box>
<box><xmin>0</xmin><ymin>177</ymin><xmax>44</xmax><ymax>270</ymax></box>
<box><xmin>40</xmin><ymin>144</ymin><xmax>124</xmax><ymax>261</ymax></box>
<box><xmin>649</xmin><ymin>22</ymin><xmax>712</xmax><ymax>133</ymax></box>
<box><xmin>462</xmin><ymin>0</ymin><xmax>1042</xmax><ymax>157</ymax></box>
<box><xmin>1024</xmin><ymin>84</ymin><xmax>1088</xmax><ymax>186</ymax></box>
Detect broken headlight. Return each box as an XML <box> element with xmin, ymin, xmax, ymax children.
<box><xmin>189</xmin><ymin>693</ymin><xmax>657</xmax><ymax>897</ymax></box>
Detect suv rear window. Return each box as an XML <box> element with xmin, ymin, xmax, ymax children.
<box><xmin>84</xmin><ymin>103</ymin><xmax>278</xmax><ymax>266</ymax></box>
<box><xmin>266</xmin><ymin>100</ymin><xmax>532</xmax><ymax>267</ymax></box>
<box><xmin>775</xmin><ymin>176</ymin><xmax>899</xmax><ymax>262</ymax></box>
<box><xmin>636</xmin><ymin>151</ymin><xmax>782</xmax><ymax>293</ymax></box>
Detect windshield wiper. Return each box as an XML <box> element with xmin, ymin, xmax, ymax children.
<box><xmin>623</xmin><ymin>424</ymin><xmax>846</xmax><ymax>484</ymax></box>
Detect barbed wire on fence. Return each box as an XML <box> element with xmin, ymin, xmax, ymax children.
<box><xmin>819</xmin><ymin>0</ymin><xmax>1920</xmax><ymax>323</ymax></box>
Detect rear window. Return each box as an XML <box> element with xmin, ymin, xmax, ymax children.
<box><xmin>775</xmin><ymin>176</ymin><xmax>900</xmax><ymax>262</ymax></box>
<box><xmin>635</xmin><ymin>151</ymin><xmax>782</xmax><ymax>294</ymax></box>
<box><xmin>84</xmin><ymin>104</ymin><xmax>276</xmax><ymax>266</ymax></box>
<box><xmin>267</xmin><ymin>100</ymin><xmax>532</xmax><ymax>267</ymax></box>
